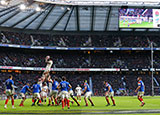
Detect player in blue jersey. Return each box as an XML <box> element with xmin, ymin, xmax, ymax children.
<box><xmin>31</xmin><ymin>81</ymin><xmax>42</xmax><ymax>106</ymax></box>
<box><xmin>4</xmin><ymin>75</ymin><xmax>15</xmax><ymax>109</ymax></box>
<box><xmin>48</xmin><ymin>77</ymin><xmax>59</xmax><ymax>106</ymax></box>
<box><xmin>104</xmin><ymin>81</ymin><xmax>116</xmax><ymax>106</ymax></box>
<box><xmin>82</xmin><ymin>80</ymin><xmax>94</xmax><ymax>106</ymax></box>
<box><xmin>19</xmin><ymin>83</ymin><xmax>32</xmax><ymax>106</ymax></box>
<box><xmin>58</xmin><ymin>76</ymin><xmax>71</xmax><ymax>109</ymax></box>
<box><xmin>135</xmin><ymin>77</ymin><xmax>145</xmax><ymax>107</ymax></box>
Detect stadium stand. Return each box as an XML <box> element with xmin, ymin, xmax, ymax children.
<box><xmin>0</xmin><ymin>48</ymin><xmax>150</xmax><ymax>68</ymax></box>
<box><xmin>1</xmin><ymin>31</ymin><xmax>160</xmax><ymax>47</ymax></box>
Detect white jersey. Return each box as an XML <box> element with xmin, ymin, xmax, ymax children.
<box><xmin>49</xmin><ymin>82</ymin><xmax>52</xmax><ymax>92</ymax></box>
<box><xmin>45</xmin><ymin>60</ymin><xmax>53</xmax><ymax>72</ymax></box>
<box><xmin>42</xmin><ymin>86</ymin><xmax>48</xmax><ymax>93</ymax></box>
<box><xmin>75</xmin><ymin>86</ymin><xmax>82</xmax><ymax>95</ymax></box>
<box><xmin>38</xmin><ymin>81</ymin><xmax>43</xmax><ymax>90</ymax></box>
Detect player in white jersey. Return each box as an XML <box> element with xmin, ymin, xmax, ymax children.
<box><xmin>38</xmin><ymin>78</ymin><xmax>43</xmax><ymax>89</ymax></box>
<box><xmin>75</xmin><ymin>85</ymin><xmax>82</xmax><ymax>102</ymax></box>
<box><xmin>42</xmin><ymin>56</ymin><xmax>53</xmax><ymax>81</ymax></box>
<box><xmin>41</xmin><ymin>82</ymin><xmax>48</xmax><ymax>104</ymax></box>
<box><xmin>45</xmin><ymin>56</ymin><xmax>53</xmax><ymax>73</ymax></box>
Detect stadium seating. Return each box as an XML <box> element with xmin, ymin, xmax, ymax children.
<box><xmin>1</xmin><ymin>31</ymin><xmax>160</xmax><ymax>47</ymax></box>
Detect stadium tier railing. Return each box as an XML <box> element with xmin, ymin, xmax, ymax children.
<box><xmin>0</xmin><ymin>44</ymin><xmax>159</xmax><ymax>50</ymax></box>
<box><xmin>0</xmin><ymin>66</ymin><xmax>159</xmax><ymax>71</ymax></box>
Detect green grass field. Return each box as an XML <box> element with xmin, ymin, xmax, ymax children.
<box><xmin>119</xmin><ymin>21</ymin><xmax>153</xmax><ymax>28</ymax></box>
<box><xmin>0</xmin><ymin>96</ymin><xmax>160</xmax><ymax>115</ymax></box>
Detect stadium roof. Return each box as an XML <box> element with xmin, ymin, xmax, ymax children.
<box><xmin>34</xmin><ymin>0</ymin><xmax>160</xmax><ymax>7</ymax></box>
<box><xmin>0</xmin><ymin>0</ymin><xmax>160</xmax><ymax>33</ymax></box>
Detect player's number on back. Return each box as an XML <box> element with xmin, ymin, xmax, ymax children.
<box><xmin>62</xmin><ymin>83</ymin><xmax>66</xmax><ymax>88</ymax></box>
<box><xmin>7</xmin><ymin>81</ymin><xmax>10</xmax><ymax>85</ymax></box>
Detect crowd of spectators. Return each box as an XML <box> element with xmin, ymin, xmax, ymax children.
<box><xmin>0</xmin><ymin>72</ymin><xmax>159</xmax><ymax>96</ymax></box>
<box><xmin>0</xmin><ymin>31</ymin><xmax>160</xmax><ymax>97</ymax></box>
<box><xmin>0</xmin><ymin>49</ymin><xmax>151</xmax><ymax>69</ymax></box>
<box><xmin>1</xmin><ymin>31</ymin><xmax>160</xmax><ymax>47</ymax></box>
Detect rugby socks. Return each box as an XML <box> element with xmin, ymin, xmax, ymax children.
<box><xmin>138</xmin><ymin>97</ymin><xmax>144</xmax><ymax>103</ymax></box>
<box><xmin>84</xmin><ymin>98</ymin><xmax>88</xmax><ymax>106</ymax></box>
<box><xmin>64</xmin><ymin>98</ymin><xmax>67</xmax><ymax>106</ymax></box>
<box><xmin>32</xmin><ymin>99</ymin><xmax>34</xmax><ymax>103</ymax></box>
<box><xmin>111</xmin><ymin>98</ymin><xmax>115</xmax><ymax>105</ymax></box>
<box><xmin>5</xmin><ymin>99</ymin><xmax>9</xmax><ymax>105</ymax></box>
<box><xmin>33</xmin><ymin>99</ymin><xmax>37</xmax><ymax>104</ymax></box>
<box><xmin>54</xmin><ymin>98</ymin><xmax>58</xmax><ymax>105</ymax></box>
<box><xmin>105</xmin><ymin>97</ymin><xmax>110</xmax><ymax>104</ymax></box>
<box><xmin>20</xmin><ymin>100</ymin><xmax>24</xmax><ymax>106</ymax></box>
<box><xmin>67</xmin><ymin>99</ymin><xmax>70</xmax><ymax>108</ymax></box>
<box><xmin>11</xmin><ymin>98</ymin><xmax>14</xmax><ymax>106</ymax></box>
<box><xmin>62</xmin><ymin>100</ymin><xmax>64</xmax><ymax>109</ymax></box>
<box><xmin>48</xmin><ymin>97</ymin><xmax>51</xmax><ymax>105</ymax></box>
<box><xmin>52</xmin><ymin>101</ymin><xmax>54</xmax><ymax>105</ymax></box>
<box><xmin>39</xmin><ymin>99</ymin><xmax>42</xmax><ymax>104</ymax></box>
<box><xmin>72</xmin><ymin>96</ymin><xmax>80</xmax><ymax>106</ymax></box>
<box><xmin>89</xmin><ymin>99</ymin><xmax>94</xmax><ymax>106</ymax></box>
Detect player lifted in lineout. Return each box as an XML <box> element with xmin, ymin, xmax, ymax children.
<box><xmin>104</xmin><ymin>81</ymin><xmax>116</xmax><ymax>106</ymax></box>
<box><xmin>42</xmin><ymin>56</ymin><xmax>53</xmax><ymax>82</ymax></box>
<box><xmin>135</xmin><ymin>77</ymin><xmax>145</xmax><ymax>107</ymax></box>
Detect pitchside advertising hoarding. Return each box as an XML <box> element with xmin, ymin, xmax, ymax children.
<box><xmin>119</xmin><ymin>8</ymin><xmax>160</xmax><ymax>28</ymax></box>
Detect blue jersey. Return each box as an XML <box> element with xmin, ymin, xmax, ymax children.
<box><xmin>5</xmin><ymin>79</ymin><xmax>14</xmax><ymax>90</ymax></box>
<box><xmin>84</xmin><ymin>83</ymin><xmax>91</xmax><ymax>92</ymax></box>
<box><xmin>33</xmin><ymin>84</ymin><xmax>41</xmax><ymax>93</ymax></box>
<box><xmin>20</xmin><ymin>85</ymin><xmax>29</xmax><ymax>94</ymax></box>
<box><xmin>105</xmin><ymin>83</ymin><xmax>113</xmax><ymax>92</ymax></box>
<box><xmin>52</xmin><ymin>81</ymin><xmax>59</xmax><ymax>91</ymax></box>
<box><xmin>138</xmin><ymin>80</ymin><xmax>145</xmax><ymax>92</ymax></box>
<box><xmin>60</xmin><ymin>81</ymin><xmax>70</xmax><ymax>91</ymax></box>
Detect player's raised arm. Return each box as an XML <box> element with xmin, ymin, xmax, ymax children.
<box><xmin>45</xmin><ymin>56</ymin><xmax>50</xmax><ymax>63</ymax></box>
<box><xmin>39</xmin><ymin>84</ymin><xmax>42</xmax><ymax>93</ymax></box>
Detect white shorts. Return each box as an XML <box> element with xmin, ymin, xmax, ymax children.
<box><xmin>44</xmin><ymin>67</ymin><xmax>50</xmax><ymax>73</ymax></box>
<box><xmin>105</xmin><ymin>91</ymin><xmax>114</xmax><ymax>97</ymax></box>
<box><xmin>33</xmin><ymin>93</ymin><xmax>40</xmax><ymax>99</ymax></box>
<box><xmin>77</xmin><ymin>92</ymin><xmax>81</xmax><ymax>96</ymax></box>
<box><xmin>20</xmin><ymin>93</ymin><xmax>25</xmax><ymax>98</ymax></box>
<box><xmin>6</xmin><ymin>89</ymin><xmax>13</xmax><ymax>96</ymax></box>
<box><xmin>49</xmin><ymin>90</ymin><xmax>58</xmax><ymax>98</ymax></box>
<box><xmin>69</xmin><ymin>90</ymin><xmax>74</xmax><ymax>97</ymax></box>
<box><xmin>41</xmin><ymin>92</ymin><xmax>47</xmax><ymax>97</ymax></box>
<box><xmin>58</xmin><ymin>91</ymin><xmax>69</xmax><ymax>99</ymax></box>
<box><xmin>84</xmin><ymin>91</ymin><xmax>92</xmax><ymax>98</ymax></box>
<box><xmin>138</xmin><ymin>91</ymin><xmax>144</xmax><ymax>96</ymax></box>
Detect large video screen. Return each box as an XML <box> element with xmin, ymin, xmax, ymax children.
<box><xmin>119</xmin><ymin>8</ymin><xmax>160</xmax><ymax>28</ymax></box>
